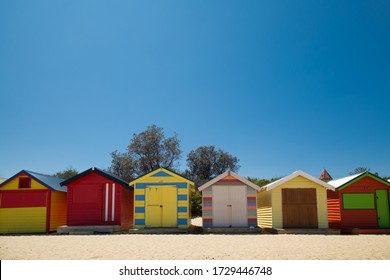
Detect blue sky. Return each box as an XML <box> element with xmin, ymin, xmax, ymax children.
<box><xmin>1</xmin><ymin>0</ymin><xmax>389</xmax><ymax>180</ymax></box>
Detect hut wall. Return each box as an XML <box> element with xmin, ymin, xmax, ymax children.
<box><xmin>272</xmin><ymin>176</ymin><xmax>329</xmax><ymax>228</ymax></box>
<box><xmin>257</xmin><ymin>190</ymin><xmax>273</xmax><ymax>228</ymax></box>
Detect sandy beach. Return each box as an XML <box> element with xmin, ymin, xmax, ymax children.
<box><xmin>1</xmin><ymin>218</ymin><xmax>389</xmax><ymax>260</ymax></box>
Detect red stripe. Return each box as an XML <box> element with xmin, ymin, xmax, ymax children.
<box><xmin>46</xmin><ymin>190</ymin><xmax>51</xmax><ymax>233</ymax></box>
<box><xmin>0</xmin><ymin>190</ymin><xmax>47</xmax><ymax>208</ymax></box>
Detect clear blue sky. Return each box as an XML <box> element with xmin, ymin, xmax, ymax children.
<box><xmin>1</xmin><ymin>1</ymin><xmax>389</xmax><ymax>180</ymax></box>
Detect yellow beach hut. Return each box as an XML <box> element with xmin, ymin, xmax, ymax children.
<box><xmin>0</xmin><ymin>170</ymin><xmax>67</xmax><ymax>233</ymax></box>
<box><xmin>257</xmin><ymin>170</ymin><xmax>334</xmax><ymax>230</ymax></box>
<box><xmin>129</xmin><ymin>168</ymin><xmax>194</xmax><ymax>228</ymax></box>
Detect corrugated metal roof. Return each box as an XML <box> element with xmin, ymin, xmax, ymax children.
<box><xmin>24</xmin><ymin>170</ymin><xmax>66</xmax><ymax>192</ymax></box>
<box><xmin>327</xmin><ymin>173</ymin><xmax>363</xmax><ymax>189</ymax></box>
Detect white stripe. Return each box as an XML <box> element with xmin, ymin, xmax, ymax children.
<box><xmin>105</xmin><ymin>183</ymin><xmax>109</xmax><ymax>222</ymax></box>
<box><xmin>111</xmin><ymin>183</ymin><xmax>115</xmax><ymax>221</ymax></box>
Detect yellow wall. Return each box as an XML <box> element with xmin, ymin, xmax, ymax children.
<box><xmin>0</xmin><ymin>208</ymin><xmax>46</xmax><ymax>233</ymax></box>
<box><xmin>270</xmin><ymin>176</ymin><xmax>329</xmax><ymax>228</ymax></box>
<box><xmin>257</xmin><ymin>190</ymin><xmax>273</xmax><ymax>228</ymax></box>
<box><xmin>0</xmin><ymin>176</ymin><xmax>47</xmax><ymax>191</ymax></box>
<box><xmin>131</xmin><ymin>168</ymin><xmax>193</xmax><ymax>229</ymax></box>
<box><xmin>50</xmin><ymin>191</ymin><xmax>67</xmax><ymax>231</ymax></box>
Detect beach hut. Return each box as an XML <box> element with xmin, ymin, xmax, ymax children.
<box><xmin>327</xmin><ymin>172</ymin><xmax>390</xmax><ymax>232</ymax></box>
<box><xmin>129</xmin><ymin>168</ymin><xmax>194</xmax><ymax>228</ymax></box>
<box><xmin>198</xmin><ymin>170</ymin><xmax>261</xmax><ymax>228</ymax></box>
<box><xmin>0</xmin><ymin>170</ymin><xmax>67</xmax><ymax>233</ymax></box>
<box><xmin>60</xmin><ymin>167</ymin><xmax>133</xmax><ymax>231</ymax></box>
<box><xmin>257</xmin><ymin>170</ymin><xmax>334</xmax><ymax>230</ymax></box>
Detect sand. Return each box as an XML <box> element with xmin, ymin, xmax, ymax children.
<box><xmin>1</xmin><ymin>219</ymin><xmax>389</xmax><ymax>260</ymax></box>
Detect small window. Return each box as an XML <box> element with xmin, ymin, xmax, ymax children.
<box><xmin>342</xmin><ymin>193</ymin><xmax>375</xmax><ymax>209</ymax></box>
<box><xmin>19</xmin><ymin>177</ymin><xmax>31</xmax><ymax>189</ymax></box>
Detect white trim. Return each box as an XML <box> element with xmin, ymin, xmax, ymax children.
<box><xmin>198</xmin><ymin>170</ymin><xmax>261</xmax><ymax>191</ymax></box>
<box><xmin>105</xmin><ymin>183</ymin><xmax>109</xmax><ymax>222</ymax></box>
<box><xmin>262</xmin><ymin>170</ymin><xmax>335</xmax><ymax>191</ymax></box>
<box><xmin>111</xmin><ymin>183</ymin><xmax>115</xmax><ymax>221</ymax></box>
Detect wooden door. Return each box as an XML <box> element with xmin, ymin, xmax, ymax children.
<box><xmin>145</xmin><ymin>187</ymin><xmax>162</xmax><ymax>227</ymax></box>
<box><xmin>282</xmin><ymin>188</ymin><xmax>318</xmax><ymax>228</ymax></box>
<box><xmin>145</xmin><ymin>186</ymin><xmax>177</xmax><ymax>227</ymax></box>
<box><xmin>376</xmin><ymin>190</ymin><xmax>390</xmax><ymax>228</ymax></box>
<box><xmin>212</xmin><ymin>186</ymin><xmax>230</xmax><ymax>227</ymax></box>
<box><xmin>161</xmin><ymin>186</ymin><xmax>177</xmax><ymax>227</ymax></box>
<box><xmin>230</xmin><ymin>185</ymin><xmax>248</xmax><ymax>227</ymax></box>
<box><xmin>212</xmin><ymin>185</ymin><xmax>247</xmax><ymax>227</ymax></box>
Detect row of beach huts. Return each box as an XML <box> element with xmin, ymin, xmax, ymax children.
<box><xmin>0</xmin><ymin>167</ymin><xmax>389</xmax><ymax>234</ymax></box>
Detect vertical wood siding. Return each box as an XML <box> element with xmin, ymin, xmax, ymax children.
<box><xmin>272</xmin><ymin>176</ymin><xmax>329</xmax><ymax>229</ymax></box>
<box><xmin>257</xmin><ymin>190</ymin><xmax>273</xmax><ymax>228</ymax></box>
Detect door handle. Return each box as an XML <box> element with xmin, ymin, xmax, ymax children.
<box><xmin>160</xmin><ymin>205</ymin><xmax>163</xmax><ymax>208</ymax></box>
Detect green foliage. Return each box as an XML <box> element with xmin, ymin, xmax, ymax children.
<box><xmin>52</xmin><ymin>167</ymin><xmax>78</xmax><ymax>179</ymax></box>
<box><xmin>108</xmin><ymin>125</ymin><xmax>182</xmax><ymax>180</ymax></box>
<box><xmin>185</xmin><ymin>145</ymin><xmax>240</xmax><ymax>187</ymax></box>
<box><xmin>191</xmin><ymin>190</ymin><xmax>202</xmax><ymax>217</ymax></box>
<box><xmin>247</xmin><ymin>176</ymin><xmax>281</xmax><ymax>187</ymax></box>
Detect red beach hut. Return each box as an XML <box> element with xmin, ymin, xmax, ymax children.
<box><xmin>59</xmin><ymin>167</ymin><xmax>133</xmax><ymax>233</ymax></box>
<box><xmin>327</xmin><ymin>172</ymin><xmax>390</xmax><ymax>234</ymax></box>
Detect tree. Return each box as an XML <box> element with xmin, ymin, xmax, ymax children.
<box><xmin>107</xmin><ymin>151</ymin><xmax>137</xmax><ymax>182</ymax></box>
<box><xmin>184</xmin><ymin>145</ymin><xmax>240</xmax><ymax>217</ymax></box>
<box><xmin>52</xmin><ymin>167</ymin><xmax>78</xmax><ymax>179</ymax></box>
<box><xmin>349</xmin><ymin>167</ymin><xmax>370</xmax><ymax>175</ymax></box>
<box><xmin>108</xmin><ymin>125</ymin><xmax>182</xmax><ymax>180</ymax></box>
<box><xmin>247</xmin><ymin>177</ymin><xmax>281</xmax><ymax>187</ymax></box>
<box><xmin>185</xmin><ymin>145</ymin><xmax>240</xmax><ymax>187</ymax></box>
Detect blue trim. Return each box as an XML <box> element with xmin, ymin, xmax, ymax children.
<box><xmin>178</xmin><ymin>207</ymin><xmax>187</xmax><ymax>213</ymax></box>
<box><xmin>135</xmin><ymin>207</ymin><xmax>145</xmax><ymax>213</ymax></box>
<box><xmin>177</xmin><ymin>183</ymin><xmax>187</xmax><ymax>189</ymax></box>
<box><xmin>151</xmin><ymin>171</ymin><xmax>173</xmax><ymax>177</ymax></box>
<box><xmin>135</xmin><ymin>219</ymin><xmax>145</xmax><ymax>226</ymax></box>
<box><xmin>178</xmin><ymin>194</ymin><xmax>187</xmax><ymax>201</ymax></box>
<box><xmin>136</xmin><ymin>182</ymin><xmax>188</xmax><ymax>189</ymax></box>
<box><xmin>178</xmin><ymin>218</ymin><xmax>188</xmax><ymax>225</ymax></box>
<box><xmin>135</xmin><ymin>195</ymin><xmax>145</xmax><ymax>201</ymax></box>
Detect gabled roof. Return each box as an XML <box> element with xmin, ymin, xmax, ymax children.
<box><xmin>261</xmin><ymin>170</ymin><xmax>335</xmax><ymax>191</ymax></box>
<box><xmin>198</xmin><ymin>170</ymin><xmax>261</xmax><ymax>191</ymax></box>
<box><xmin>0</xmin><ymin>177</ymin><xmax>6</xmax><ymax>183</ymax></box>
<box><xmin>0</xmin><ymin>170</ymin><xmax>65</xmax><ymax>192</ymax></box>
<box><xmin>129</xmin><ymin>168</ymin><xmax>194</xmax><ymax>186</ymax></box>
<box><xmin>328</xmin><ymin>172</ymin><xmax>390</xmax><ymax>190</ymax></box>
<box><xmin>318</xmin><ymin>168</ymin><xmax>333</xmax><ymax>181</ymax></box>
<box><xmin>60</xmin><ymin>167</ymin><xmax>131</xmax><ymax>188</ymax></box>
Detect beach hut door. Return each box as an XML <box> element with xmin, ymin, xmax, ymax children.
<box><xmin>376</xmin><ymin>190</ymin><xmax>390</xmax><ymax>228</ymax></box>
<box><xmin>145</xmin><ymin>186</ymin><xmax>177</xmax><ymax>227</ymax></box>
<box><xmin>212</xmin><ymin>186</ymin><xmax>247</xmax><ymax>227</ymax></box>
